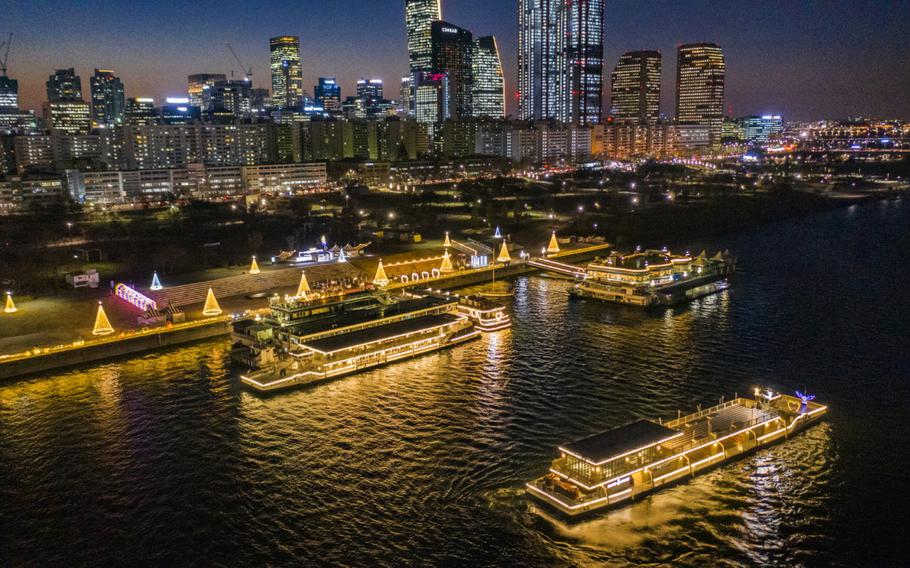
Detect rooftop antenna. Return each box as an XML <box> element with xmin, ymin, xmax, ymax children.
<box><xmin>226</xmin><ymin>42</ymin><xmax>253</xmax><ymax>85</ymax></box>
<box><xmin>0</xmin><ymin>33</ymin><xmax>12</xmax><ymax>77</ymax></box>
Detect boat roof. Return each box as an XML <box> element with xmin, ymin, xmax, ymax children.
<box><xmin>287</xmin><ymin>295</ymin><xmax>453</xmax><ymax>338</ymax></box>
<box><xmin>301</xmin><ymin>313</ymin><xmax>462</xmax><ymax>354</ymax></box>
<box><xmin>561</xmin><ymin>420</ymin><xmax>681</xmax><ymax>465</ymax></box>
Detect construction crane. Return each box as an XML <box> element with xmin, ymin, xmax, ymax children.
<box><xmin>0</xmin><ymin>33</ymin><xmax>11</xmax><ymax>77</ymax></box>
<box><xmin>225</xmin><ymin>42</ymin><xmax>252</xmax><ymax>84</ymax></box>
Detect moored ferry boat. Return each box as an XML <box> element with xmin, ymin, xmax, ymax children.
<box><xmin>526</xmin><ymin>388</ymin><xmax>827</xmax><ymax>517</ymax></box>
<box><xmin>569</xmin><ymin>248</ymin><xmax>734</xmax><ymax>307</ymax></box>
<box><xmin>231</xmin><ymin>290</ymin><xmax>509</xmax><ymax>392</ymax></box>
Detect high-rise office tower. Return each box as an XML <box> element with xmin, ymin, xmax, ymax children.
<box><xmin>270</xmin><ymin>36</ymin><xmax>303</xmax><ymax>109</ymax></box>
<box><xmin>356</xmin><ymin>78</ymin><xmax>383</xmax><ymax>104</ymax></box>
<box><xmin>46</xmin><ymin>68</ymin><xmax>83</xmax><ymax>102</ymax></box>
<box><xmin>676</xmin><ymin>43</ymin><xmax>725</xmax><ymax>147</ymax></box>
<box><xmin>125</xmin><ymin>97</ymin><xmax>157</xmax><ymax>126</ymax></box>
<box><xmin>356</xmin><ymin>78</ymin><xmax>384</xmax><ymax>116</ymax></box>
<box><xmin>518</xmin><ymin>0</ymin><xmax>604</xmax><ymax>124</ymax></box>
<box><xmin>90</xmin><ymin>69</ymin><xmax>125</xmax><ymax>127</ymax></box>
<box><xmin>564</xmin><ymin>0</ymin><xmax>603</xmax><ymax>124</ymax></box>
<box><xmin>471</xmin><ymin>36</ymin><xmax>505</xmax><ymax>119</ymax></box>
<box><xmin>405</xmin><ymin>0</ymin><xmax>441</xmax><ymax>115</ymax></box>
<box><xmin>431</xmin><ymin>21</ymin><xmax>473</xmax><ymax>120</ymax></box>
<box><xmin>314</xmin><ymin>77</ymin><xmax>341</xmax><ymax>111</ymax></box>
<box><xmin>518</xmin><ymin>0</ymin><xmax>564</xmax><ymax>121</ymax></box>
<box><xmin>211</xmin><ymin>79</ymin><xmax>252</xmax><ymax>118</ymax></box>
<box><xmin>610</xmin><ymin>50</ymin><xmax>661</xmax><ymax>124</ymax></box>
<box><xmin>415</xmin><ymin>72</ymin><xmax>449</xmax><ymax>135</ymax></box>
<box><xmin>188</xmin><ymin>74</ymin><xmax>226</xmax><ymax>111</ymax></box>
<box><xmin>405</xmin><ymin>0</ymin><xmax>441</xmax><ymax>76</ymax></box>
<box><xmin>0</xmin><ymin>76</ymin><xmax>17</xmax><ymax>110</ymax></box>
<box><xmin>399</xmin><ymin>76</ymin><xmax>413</xmax><ymax>116</ymax></box>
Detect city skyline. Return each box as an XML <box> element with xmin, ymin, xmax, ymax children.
<box><xmin>3</xmin><ymin>0</ymin><xmax>910</xmax><ymax>120</ymax></box>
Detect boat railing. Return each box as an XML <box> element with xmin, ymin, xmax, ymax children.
<box><xmin>664</xmin><ymin>399</ymin><xmax>746</xmax><ymax>429</ymax></box>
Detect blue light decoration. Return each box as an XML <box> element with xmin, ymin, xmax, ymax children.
<box><xmin>337</xmin><ymin>248</ymin><xmax>347</xmax><ymax>263</ymax></box>
<box><xmin>795</xmin><ymin>390</ymin><xmax>815</xmax><ymax>405</ymax></box>
<box><xmin>494</xmin><ymin>226</ymin><xmax>502</xmax><ymax>238</ymax></box>
<box><xmin>150</xmin><ymin>271</ymin><xmax>163</xmax><ymax>291</ymax></box>
<box><xmin>115</xmin><ymin>283</ymin><xmax>158</xmax><ymax>311</ymax></box>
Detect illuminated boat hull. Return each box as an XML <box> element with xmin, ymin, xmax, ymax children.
<box><xmin>526</xmin><ymin>391</ymin><xmax>827</xmax><ymax>518</ymax></box>
<box><xmin>241</xmin><ymin>326</ymin><xmax>480</xmax><ymax>392</ymax></box>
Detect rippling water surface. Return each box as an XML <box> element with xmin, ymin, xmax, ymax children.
<box><xmin>2</xmin><ymin>199</ymin><xmax>909</xmax><ymax>566</ymax></box>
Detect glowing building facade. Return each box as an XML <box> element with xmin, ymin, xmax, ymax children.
<box><xmin>90</xmin><ymin>69</ymin><xmax>125</xmax><ymax>128</ymax></box>
<box><xmin>46</xmin><ymin>68</ymin><xmax>83</xmax><ymax>102</ymax></box>
<box><xmin>187</xmin><ymin>73</ymin><xmax>226</xmax><ymax>112</ymax></box>
<box><xmin>471</xmin><ymin>36</ymin><xmax>505</xmax><ymax>119</ymax></box>
<box><xmin>270</xmin><ymin>36</ymin><xmax>303</xmax><ymax>109</ymax></box>
<box><xmin>431</xmin><ymin>21</ymin><xmax>473</xmax><ymax>120</ymax></box>
<box><xmin>676</xmin><ymin>43</ymin><xmax>725</xmax><ymax>147</ymax></box>
<box><xmin>610</xmin><ymin>50</ymin><xmax>661</xmax><ymax>124</ymax></box>
<box><xmin>405</xmin><ymin>0</ymin><xmax>442</xmax><ymax>77</ymax></box>
<box><xmin>315</xmin><ymin>77</ymin><xmax>341</xmax><ymax>111</ymax></box>
<box><xmin>518</xmin><ymin>0</ymin><xmax>603</xmax><ymax>124</ymax></box>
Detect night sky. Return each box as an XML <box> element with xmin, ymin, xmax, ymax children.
<box><xmin>5</xmin><ymin>0</ymin><xmax>910</xmax><ymax>120</ymax></box>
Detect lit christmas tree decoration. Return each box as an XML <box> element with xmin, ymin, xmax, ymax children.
<box><xmin>202</xmin><ymin>288</ymin><xmax>222</xmax><ymax>316</ymax></box>
<box><xmin>4</xmin><ymin>292</ymin><xmax>17</xmax><ymax>313</ymax></box>
<box><xmin>547</xmin><ymin>231</ymin><xmax>560</xmax><ymax>254</ymax></box>
<box><xmin>92</xmin><ymin>301</ymin><xmax>114</xmax><ymax>335</ymax></box>
<box><xmin>372</xmin><ymin>260</ymin><xmax>390</xmax><ymax>287</ymax></box>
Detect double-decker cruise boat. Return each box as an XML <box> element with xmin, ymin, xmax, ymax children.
<box><xmin>526</xmin><ymin>388</ymin><xmax>827</xmax><ymax>517</ymax></box>
<box><xmin>569</xmin><ymin>248</ymin><xmax>734</xmax><ymax>307</ymax></box>
<box><xmin>231</xmin><ymin>290</ymin><xmax>509</xmax><ymax>392</ymax></box>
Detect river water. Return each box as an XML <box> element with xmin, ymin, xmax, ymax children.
<box><xmin>2</xmin><ymin>198</ymin><xmax>909</xmax><ymax>566</ymax></box>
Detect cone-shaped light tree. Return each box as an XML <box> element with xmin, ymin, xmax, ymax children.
<box><xmin>337</xmin><ymin>248</ymin><xmax>347</xmax><ymax>263</ymax></box>
<box><xmin>439</xmin><ymin>250</ymin><xmax>454</xmax><ymax>273</ymax></box>
<box><xmin>4</xmin><ymin>292</ymin><xmax>17</xmax><ymax>313</ymax></box>
<box><xmin>249</xmin><ymin>256</ymin><xmax>260</xmax><ymax>274</ymax></box>
<box><xmin>547</xmin><ymin>231</ymin><xmax>560</xmax><ymax>254</ymax></box>
<box><xmin>202</xmin><ymin>288</ymin><xmax>222</xmax><ymax>316</ymax></box>
<box><xmin>296</xmin><ymin>271</ymin><xmax>311</xmax><ymax>299</ymax></box>
<box><xmin>373</xmin><ymin>260</ymin><xmax>390</xmax><ymax>287</ymax></box>
<box><xmin>92</xmin><ymin>301</ymin><xmax>114</xmax><ymax>335</ymax></box>
<box><xmin>497</xmin><ymin>241</ymin><xmax>511</xmax><ymax>263</ymax></box>
<box><xmin>443</xmin><ymin>231</ymin><xmax>451</xmax><ymax>247</ymax></box>
<box><xmin>150</xmin><ymin>271</ymin><xmax>163</xmax><ymax>291</ymax></box>
<box><xmin>494</xmin><ymin>226</ymin><xmax>502</xmax><ymax>238</ymax></box>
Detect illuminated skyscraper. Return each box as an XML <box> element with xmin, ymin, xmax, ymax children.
<box><xmin>212</xmin><ymin>79</ymin><xmax>252</xmax><ymax>118</ymax></box>
<box><xmin>356</xmin><ymin>78</ymin><xmax>383</xmax><ymax>104</ymax></box>
<box><xmin>610</xmin><ymin>51</ymin><xmax>661</xmax><ymax>124</ymax></box>
<box><xmin>270</xmin><ymin>36</ymin><xmax>303</xmax><ymax>109</ymax></box>
<box><xmin>399</xmin><ymin>76</ymin><xmax>413</xmax><ymax>116</ymax></box>
<box><xmin>90</xmin><ymin>69</ymin><xmax>125</xmax><ymax>127</ymax></box>
<box><xmin>471</xmin><ymin>36</ymin><xmax>505</xmax><ymax>119</ymax></box>
<box><xmin>565</xmin><ymin>0</ymin><xmax>603</xmax><ymax>124</ymax></box>
<box><xmin>46</xmin><ymin>68</ymin><xmax>83</xmax><ymax>102</ymax></box>
<box><xmin>518</xmin><ymin>0</ymin><xmax>603</xmax><ymax>124</ymax></box>
<box><xmin>676</xmin><ymin>43</ymin><xmax>725</xmax><ymax>147</ymax></box>
<box><xmin>314</xmin><ymin>77</ymin><xmax>341</xmax><ymax>111</ymax></box>
<box><xmin>0</xmin><ymin>76</ymin><xmax>17</xmax><ymax>110</ymax></box>
<box><xmin>405</xmin><ymin>0</ymin><xmax>441</xmax><ymax>76</ymax></box>
<box><xmin>415</xmin><ymin>72</ymin><xmax>449</xmax><ymax>136</ymax></box>
<box><xmin>188</xmin><ymin>73</ymin><xmax>226</xmax><ymax>111</ymax></box>
<box><xmin>518</xmin><ymin>0</ymin><xmax>564</xmax><ymax>121</ymax></box>
<box><xmin>431</xmin><ymin>21</ymin><xmax>473</xmax><ymax>119</ymax></box>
